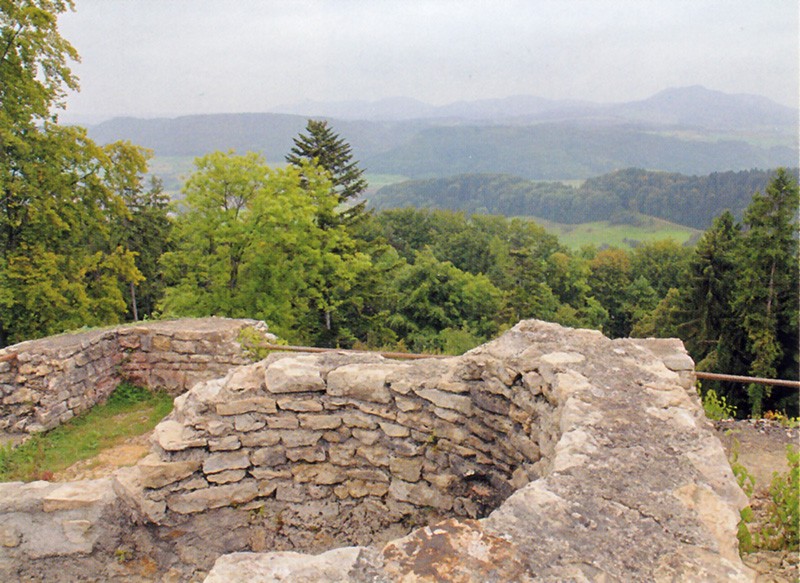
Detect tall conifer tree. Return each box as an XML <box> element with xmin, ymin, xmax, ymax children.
<box><xmin>286</xmin><ymin>120</ymin><xmax>368</xmax><ymax>226</ymax></box>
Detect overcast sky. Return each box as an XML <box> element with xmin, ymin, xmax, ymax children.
<box><xmin>58</xmin><ymin>0</ymin><xmax>799</xmax><ymax>122</ymax></box>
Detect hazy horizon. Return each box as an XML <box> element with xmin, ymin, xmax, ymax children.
<box><xmin>57</xmin><ymin>0</ymin><xmax>799</xmax><ymax>124</ymax></box>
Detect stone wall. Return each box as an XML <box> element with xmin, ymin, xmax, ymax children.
<box><xmin>0</xmin><ymin>318</ymin><xmax>273</xmax><ymax>438</ymax></box>
<box><xmin>117</xmin><ymin>344</ymin><xmax>559</xmax><ymax>558</ymax></box>
<box><xmin>0</xmin><ymin>320</ymin><xmax>755</xmax><ymax>582</ymax></box>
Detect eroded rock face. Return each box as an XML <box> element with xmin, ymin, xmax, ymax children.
<box><xmin>0</xmin><ymin>320</ymin><xmax>754</xmax><ymax>582</ymax></box>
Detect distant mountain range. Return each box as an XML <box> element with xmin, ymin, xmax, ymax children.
<box><xmin>86</xmin><ymin>86</ymin><xmax>798</xmax><ymax>182</ymax></box>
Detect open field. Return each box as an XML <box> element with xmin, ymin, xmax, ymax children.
<box><xmin>529</xmin><ymin>215</ymin><xmax>703</xmax><ymax>249</ymax></box>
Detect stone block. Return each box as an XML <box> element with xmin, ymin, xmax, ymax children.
<box><xmin>207</xmin><ymin>469</ymin><xmax>247</xmax><ymax>484</ymax></box>
<box><xmin>267</xmin><ymin>415</ymin><xmax>300</xmax><ymax>429</ymax></box>
<box><xmin>250</xmin><ymin>446</ymin><xmax>287</xmax><ymax>467</ymax></box>
<box><xmin>414</xmin><ymin>388</ymin><xmax>473</xmax><ymax>415</ymax></box>
<box><xmin>234</xmin><ymin>414</ymin><xmax>266</xmax><ymax>432</ymax></box>
<box><xmin>341</xmin><ymin>410</ymin><xmax>378</xmax><ymax>429</ymax></box>
<box><xmin>379</xmin><ymin>421</ymin><xmax>410</xmax><ymax>438</ymax></box>
<box><xmin>298</xmin><ymin>413</ymin><xmax>342</xmax><ymax>430</ymax></box>
<box><xmin>327</xmin><ymin>364</ymin><xmax>396</xmax><ymax>404</ymax></box>
<box><xmin>42</xmin><ymin>479</ymin><xmax>114</xmax><ymax>512</ymax></box>
<box><xmin>209</xmin><ymin>435</ymin><xmax>242</xmax><ymax>451</ymax></box>
<box><xmin>276</xmin><ymin>397</ymin><xmax>324</xmax><ymax>412</ymax></box>
<box><xmin>388</xmin><ymin>478</ymin><xmax>453</xmax><ymax>511</ymax></box>
<box><xmin>389</xmin><ymin>456</ymin><xmax>423</xmax><ymax>482</ymax></box>
<box><xmin>203</xmin><ymin>451</ymin><xmax>251</xmax><ymax>474</ymax></box>
<box><xmin>240</xmin><ymin>430</ymin><xmax>281</xmax><ymax>447</ymax></box>
<box><xmin>264</xmin><ymin>358</ymin><xmax>325</xmax><ymax>394</ymax></box>
<box><xmin>291</xmin><ymin>463</ymin><xmax>345</xmax><ymax>485</ymax></box>
<box><xmin>216</xmin><ymin>397</ymin><xmax>277</xmax><ymax>416</ymax></box>
<box><xmin>286</xmin><ymin>446</ymin><xmax>326</xmax><ymax>463</ymax></box>
<box><xmin>167</xmin><ymin>480</ymin><xmax>258</xmax><ymax>514</ymax></box>
<box><xmin>352</xmin><ymin>428</ymin><xmax>382</xmax><ymax>446</ymax></box>
<box><xmin>154</xmin><ymin>419</ymin><xmax>207</xmax><ymax>451</ymax></box>
<box><xmin>138</xmin><ymin>454</ymin><xmax>201</xmax><ymax>489</ymax></box>
<box><xmin>280</xmin><ymin>429</ymin><xmax>322</xmax><ymax>448</ymax></box>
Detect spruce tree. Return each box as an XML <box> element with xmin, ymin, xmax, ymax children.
<box><xmin>286</xmin><ymin>120</ymin><xmax>368</xmax><ymax>225</ymax></box>
<box><xmin>732</xmin><ymin>169</ymin><xmax>799</xmax><ymax>416</ymax></box>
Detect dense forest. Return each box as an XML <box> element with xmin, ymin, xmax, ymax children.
<box><xmin>370</xmin><ymin>167</ymin><xmax>800</xmax><ymax>229</ymax></box>
<box><xmin>1</xmin><ymin>2</ymin><xmax>798</xmax><ymax>419</ymax></box>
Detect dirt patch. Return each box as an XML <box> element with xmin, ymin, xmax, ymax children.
<box><xmin>714</xmin><ymin>419</ymin><xmax>799</xmax><ymax>583</ymax></box>
<box><xmin>52</xmin><ymin>431</ymin><xmax>152</xmax><ymax>482</ymax></box>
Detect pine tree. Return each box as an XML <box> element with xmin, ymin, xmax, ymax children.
<box><xmin>286</xmin><ymin>120</ymin><xmax>368</xmax><ymax>226</ymax></box>
<box><xmin>732</xmin><ymin>169</ymin><xmax>799</xmax><ymax>417</ymax></box>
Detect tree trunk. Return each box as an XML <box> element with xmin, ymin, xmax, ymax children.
<box><xmin>130</xmin><ymin>282</ymin><xmax>139</xmax><ymax>321</ymax></box>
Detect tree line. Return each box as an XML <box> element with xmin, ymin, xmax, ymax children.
<box><xmin>2</xmin><ymin>1</ymin><xmax>797</xmax><ymax>419</ymax></box>
<box><xmin>370</xmin><ymin>167</ymin><xmax>799</xmax><ymax>230</ymax></box>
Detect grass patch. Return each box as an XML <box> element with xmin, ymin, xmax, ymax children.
<box><xmin>0</xmin><ymin>383</ymin><xmax>173</xmax><ymax>482</ymax></box>
<box><xmin>528</xmin><ymin>215</ymin><xmax>701</xmax><ymax>249</ymax></box>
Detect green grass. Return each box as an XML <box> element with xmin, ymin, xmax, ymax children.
<box><xmin>0</xmin><ymin>383</ymin><xmax>173</xmax><ymax>482</ymax></box>
<box><xmin>365</xmin><ymin>173</ymin><xmax>409</xmax><ymax>190</ymax></box>
<box><xmin>528</xmin><ymin>215</ymin><xmax>702</xmax><ymax>249</ymax></box>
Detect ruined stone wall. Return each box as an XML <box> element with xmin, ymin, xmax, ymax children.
<box><xmin>0</xmin><ymin>318</ymin><xmax>272</xmax><ymax>438</ymax></box>
<box><xmin>118</xmin><ymin>346</ymin><xmax>559</xmax><ymax>558</ymax></box>
<box><xmin>0</xmin><ymin>320</ymin><xmax>755</xmax><ymax>582</ymax></box>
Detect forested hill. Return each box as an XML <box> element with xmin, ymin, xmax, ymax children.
<box><xmin>368</xmin><ymin>168</ymin><xmax>800</xmax><ymax>229</ymax></box>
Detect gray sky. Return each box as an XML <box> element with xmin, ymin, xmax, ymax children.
<box><xmin>58</xmin><ymin>0</ymin><xmax>799</xmax><ymax>121</ymax></box>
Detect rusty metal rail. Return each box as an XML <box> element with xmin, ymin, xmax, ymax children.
<box><xmin>695</xmin><ymin>371</ymin><xmax>800</xmax><ymax>389</ymax></box>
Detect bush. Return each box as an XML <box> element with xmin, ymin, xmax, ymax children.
<box><xmin>702</xmin><ymin>387</ymin><xmax>737</xmax><ymax>420</ymax></box>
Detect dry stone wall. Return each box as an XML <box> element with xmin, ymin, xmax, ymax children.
<box><xmin>0</xmin><ymin>320</ymin><xmax>755</xmax><ymax>582</ymax></box>
<box><xmin>118</xmin><ymin>345</ymin><xmax>559</xmax><ymax>558</ymax></box>
<box><xmin>0</xmin><ymin>318</ymin><xmax>273</xmax><ymax>439</ymax></box>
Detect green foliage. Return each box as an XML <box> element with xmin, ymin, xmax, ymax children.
<box><xmin>759</xmin><ymin>446</ymin><xmax>799</xmax><ymax>550</ymax></box>
<box><xmin>736</xmin><ymin>445</ymin><xmax>800</xmax><ymax>553</ymax></box>
<box><xmin>0</xmin><ymin>383</ymin><xmax>172</xmax><ymax>482</ymax></box>
<box><xmin>702</xmin><ymin>388</ymin><xmax>737</xmax><ymax>421</ymax></box>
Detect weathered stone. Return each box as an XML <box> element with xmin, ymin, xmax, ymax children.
<box><xmin>357</xmin><ymin>445</ymin><xmax>391</xmax><ymax>467</ymax></box>
<box><xmin>276</xmin><ymin>396</ymin><xmax>324</xmax><ymax>412</ymax></box>
<box><xmin>389</xmin><ymin>478</ymin><xmax>453</xmax><ymax>510</ymax></box>
<box><xmin>326</xmin><ymin>363</ymin><xmax>396</xmax><ymax>403</ymax></box>
<box><xmin>298</xmin><ymin>413</ymin><xmax>342</xmax><ymax>430</ymax></box>
<box><xmin>279</xmin><ymin>429</ymin><xmax>322</xmax><ymax>448</ymax></box>
<box><xmin>250</xmin><ymin>446</ymin><xmax>287</xmax><ymax>467</ymax></box>
<box><xmin>352</xmin><ymin>428</ymin><xmax>382</xmax><ymax>445</ymax></box>
<box><xmin>291</xmin><ymin>463</ymin><xmax>346</xmax><ymax>485</ymax></box>
<box><xmin>167</xmin><ymin>480</ymin><xmax>258</xmax><ymax>514</ymax></box>
<box><xmin>42</xmin><ymin>479</ymin><xmax>114</xmax><ymax>512</ymax></box>
<box><xmin>216</xmin><ymin>397</ymin><xmax>276</xmax><ymax>416</ymax></box>
<box><xmin>414</xmin><ymin>387</ymin><xmax>473</xmax><ymax>415</ymax></box>
<box><xmin>249</xmin><ymin>467</ymin><xmax>291</xmax><ymax>480</ymax></box>
<box><xmin>202</xmin><ymin>451</ymin><xmax>250</xmax><ymax>474</ymax></box>
<box><xmin>138</xmin><ymin>454</ymin><xmax>201</xmax><ymax>489</ymax></box>
<box><xmin>264</xmin><ymin>357</ymin><xmax>325</xmax><ymax>394</ymax></box>
<box><xmin>239</xmin><ymin>430</ymin><xmax>280</xmax><ymax>447</ymax></box>
<box><xmin>389</xmin><ymin>456</ymin><xmax>423</xmax><ymax>482</ymax></box>
<box><xmin>207</xmin><ymin>469</ymin><xmax>247</xmax><ymax>484</ymax></box>
<box><xmin>341</xmin><ymin>410</ymin><xmax>378</xmax><ymax>429</ymax></box>
<box><xmin>208</xmin><ymin>435</ymin><xmax>242</xmax><ymax>451</ymax></box>
<box><xmin>233</xmin><ymin>413</ymin><xmax>266</xmax><ymax>432</ymax></box>
<box><xmin>266</xmin><ymin>415</ymin><xmax>299</xmax><ymax>429</ymax></box>
<box><xmin>154</xmin><ymin>419</ymin><xmax>207</xmax><ymax>451</ymax></box>
<box><xmin>381</xmin><ymin>519</ymin><xmax>528</xmax><ymax>582</ymax></box>
<box><xmin>379</xmin><ymin>421</ymin><xmax>410</xmax><ymax>438</ymax></box>
<box><xmin>205</xmin><ymin>548</ymin><xmax>362</xmax><ymax>583</ymax></box>
<box><xmin>285</xmin><ymin>445</ymin><xmax>326</xmax><ymax>463</ymax></box>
